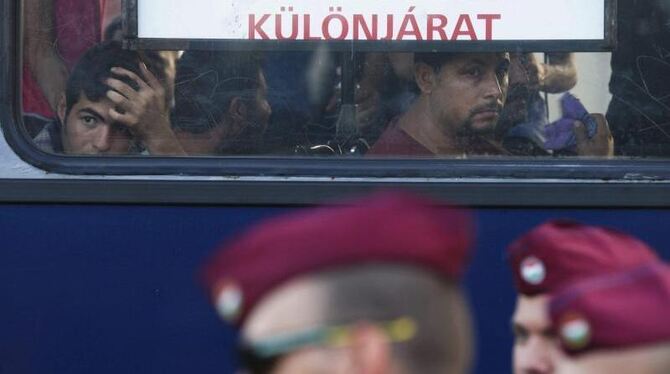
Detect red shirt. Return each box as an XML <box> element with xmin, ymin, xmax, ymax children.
<box><xmin>367</xmin><ymin>119</ymin><xmax>433</xmax><ymax>156</ymax></box>
<box><xmin>368</xmin><ymin>118</ymin><xmax>509</xmax><ymax>157</ymax></box>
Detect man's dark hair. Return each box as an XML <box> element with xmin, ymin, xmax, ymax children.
<box><xmin>65</xmin><ymin>41</ymin><xmax>167</xmax><ymax>118</ymax></box>
<box><xmin>103</xmin><ymin>17</ymin><xmax>123</xmax><ymax>41</ymax></box>
<box><xmin>414</xmin><ymin>52</ymin><xmax>457</xmax><ymax>72</ymax></box>
<box><xmin>172</xmin><ymin>50</ymin><xmax>263</xmax><ymax>134</ymax></box>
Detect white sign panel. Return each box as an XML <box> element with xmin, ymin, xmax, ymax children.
<box><xmin>137</xmin><ymin>0</ymin><xmax>605</xmax><ymax>42</ymax></box>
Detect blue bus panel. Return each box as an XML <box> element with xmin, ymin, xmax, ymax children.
<box><xmin>1</xmin><ymin>205</ymin><xmax>668</xmax><ymax>374</ymax></box>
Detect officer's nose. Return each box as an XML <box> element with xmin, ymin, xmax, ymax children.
<box><xmin>521</xmin><ymin>337</ymin><xmax>555</xmax><ymax>374</ymax></box>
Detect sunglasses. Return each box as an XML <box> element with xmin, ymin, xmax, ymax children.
<box><xmin>237</xmin><ymin>317</ymin><xmax>417</xmax><ymax>374</ymax></box>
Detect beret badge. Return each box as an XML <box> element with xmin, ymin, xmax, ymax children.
<box><xmin>520</xmin><ymin>256</ymin><xmax>547</xmax><ymax>286</ymax></box>
<box><xmin>560</xmin><ymin>313</ymin><xmax>592</xmax><ymax>351</ymax></box>
<box><xmin>214</xmin><ymin>280</ymin><xmax>244</xmax><ymax>323</ymax></box>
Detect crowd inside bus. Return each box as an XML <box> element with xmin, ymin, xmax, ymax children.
<box><xmin>21</xmin><ymin>0</ymin><xmax>670</xmax><ymax>159</ymax></box>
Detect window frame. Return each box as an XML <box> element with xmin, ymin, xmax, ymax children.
<box><xmin>4</xmin><ymin>0</ymin><xmax>670</xmax><ymax>208</ymax></box>
<box><xmin>124</xmin><ymin>0</ymin><xmax>619</xmax><ymax>53</ymax></box>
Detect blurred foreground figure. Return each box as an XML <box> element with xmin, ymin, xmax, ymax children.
<box><xmin>201</xmin><ymin>192</ymin><xmax>475</xmax><ymax>374</ymax></box>
<box><xmin>507</xmin><ymin>221</ymin><xmax>659</xmax><ymax>374</ymax></box>
<box><xmin>550</xmin><ymin>263</ymin><xmax>670</xmax><ymax>374</ymax></box>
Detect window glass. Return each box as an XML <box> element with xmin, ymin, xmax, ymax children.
<box><xmin>20</xmin><ymin>0</ymin><xmax>670</xmax><ymax>160</ymax></box>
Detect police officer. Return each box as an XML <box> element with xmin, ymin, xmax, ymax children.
<box><xmin>550</xmin><ymin>262</ymin><xmax>670</xmax><ymax>374</ymax></box>
<box><xmin>201</xmin><ymin>192</ymin><xmax>476</xmax><ymax>374</ymax></box>
<box><xmin>507</xmin><ymin>220</ymin><xmax>660</xmax><ymax>374</ymax></box>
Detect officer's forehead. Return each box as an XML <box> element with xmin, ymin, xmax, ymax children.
<box><xmin>242</xmin><ymin>275</ymin><xmax>329</xmax><ymax>342</ymax></box>
<box><xmin>512</xmin><ymin>294</ymin><xmax>550</xmax><ymax>330</ymax></box>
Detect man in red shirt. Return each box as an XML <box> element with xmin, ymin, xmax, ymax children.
<box><xmin>367</xmin><ymin>52</ymin><xmax>613</xmax><ymax>157</ymax></box>
<box><xmin>368</xmin><ymin>52</ymin><xmax>511</xmax><ymax>156</ymax></box>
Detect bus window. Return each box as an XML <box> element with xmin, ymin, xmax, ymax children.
<box><xmin>17</xmin><ymin>1</ymin><xmax>670</xmax><ymax>167</ymax></box>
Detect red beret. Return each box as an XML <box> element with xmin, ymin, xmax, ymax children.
<box><xmin>507</xmin><ymin>220</ymin><xmax>659</xmax><ymax>296</ymax></box>
<box><xmin>200</xmin><ymin>191</ymin><xmax>473</xmax><ymax>326</ymax></box>
<box><xmin>550</xmin><ymin>262</ymin><xmax>670</xmax><ymax>355</ymax></box>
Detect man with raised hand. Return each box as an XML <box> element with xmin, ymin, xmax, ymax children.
<box><xmin>34</xmin><ymin>41</ymin><xmax>184</xmax><ymax>155</ymax></box>
<box><xmin>201</xmin><ymin>191</ymin><xmax>475</xmax><ymax>374</ymax></box>
<box><xmin>507</xmin><ymin>220</ymin><xmax>659</xmax><ymax>374</ymax></box>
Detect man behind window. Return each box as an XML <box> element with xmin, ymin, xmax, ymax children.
<box><xmin>367</xmin><ymin>52</ymin><xmax>612</xmax><ymax>157</ymax></box>
<box><xmin>172</xmin><ymin>50</ymin><xmax>272</xmax><ymax>155</ymax></box>
<box><xmin>200</xmin><ymin>191</ymin><xmax>475</xmax><ymax>374</ymax></box>
<box><xmin>32</xmin><ymin>41</ymin><xmax>184</xmax><ymax>156</ymax></box>
<box><xmin>368</xmin><ymin>52</ymin><xmax>512</xmax><ymax>156</ymax></box>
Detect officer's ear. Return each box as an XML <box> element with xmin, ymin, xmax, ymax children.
<box><xmin>348</xmin><ymin>323</ymin><xmax>392</xmax><ymax>374</ymax></box>
<box><xmin>415</xmin><ymin>62</ymin><xmax>438</xmax><ymax>94</ymax></box>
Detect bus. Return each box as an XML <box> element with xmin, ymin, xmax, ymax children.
<box><xmin>2</xmin><ymin>0</ymin><xmax>669</xmax><ymax>372</ymax></box>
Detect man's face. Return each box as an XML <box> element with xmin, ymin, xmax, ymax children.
<box><xmin>223</xmin><ymin>69</ymin><xmax>272</xmax><ymax>154</ymax></box>
<box><xmin>426</xmin><ymin>52</ymin><xmax>510</xmax><ymax>137</ymax></box>
<box><xmin>512</xmin><ymin>295</ymin><xmax>564</xmax><ymax>374</ymax></box>
<box><xmin>220</xmin><ymin>70</ymin><xmax>272</xmax><ymax>153</ymax></box>
<box><xmin>60</xmin><ymin>93</ymin><xmax>132</xmax><ymax>155</ymax></box>
<box><xmin>243</xmin><ymin>70</ymin><xmax>272</xmax><ymax>142</ymax></box>
<box><xmin>175</xmin><ymin>70</ymin><xmax>272</xmax><ymax>155</ymax></box>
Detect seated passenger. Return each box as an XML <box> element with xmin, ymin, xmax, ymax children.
<box><xmin>353</xmin><ymin>52</ymin><xmax>419</xmax><ymax>148</ymax></box>
<box><xmin>172</xmin><ymin>51</ymin><xmax>271</xmax><ymax>155</ymax></box>
<box><xmin>368</xmin><ymin>52</ymin><xmax>612</xmax><ymax>157</ymax></box>
<box><xmin>33</xmin><ymin>41</ymin><xmax>184</xmax><ymax>155</ymax></box>
<box><xmin>368</xmin><ymin>52</ymin><xmax>511</xmax><ymax>156</ymax></box>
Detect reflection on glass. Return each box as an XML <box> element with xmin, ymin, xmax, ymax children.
<box><xmin>21</xmin><ymin>1</ymin><xmax>670</xmax><ymax>159</ymax></box>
